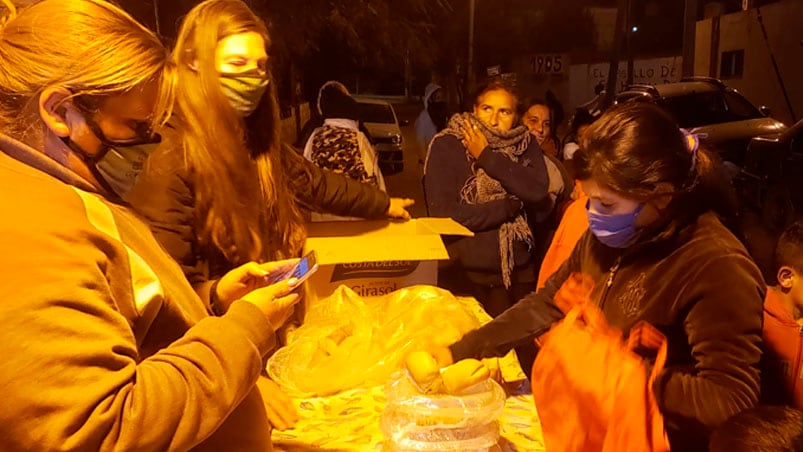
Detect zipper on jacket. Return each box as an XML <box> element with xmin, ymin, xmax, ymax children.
<box><xmin>599</xmin><ymin>255</ymin><xmax>622</xmax><ymax>310</ymax></box>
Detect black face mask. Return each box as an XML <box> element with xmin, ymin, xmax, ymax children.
<box><xmin>428</xmin><ymin>101</ymin><xmax>448</xmax><ymax>131</ymax></box>
<box><xmin>60</xmin><ymin>109</ymin><xmax>161</xmax><ymax>197</ymax></box>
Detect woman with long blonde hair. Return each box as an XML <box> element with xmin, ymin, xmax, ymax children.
<box><xmin>0</xmin><ymin>0</ymin><xmax>299</xmax><ymax>449</ymax></box>
<box><xmin>128</xmin><ymin>0</ymin><xmax>413</xmax><ymax>306</ymax></box>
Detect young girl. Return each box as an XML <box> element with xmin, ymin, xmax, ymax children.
<box><xmin>447</xmin><ymin>103</ymin><xmax>764</xmax><ymax>450</ymax></box>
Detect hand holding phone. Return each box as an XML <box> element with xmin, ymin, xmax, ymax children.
<box><xmin>216</xmin><ymin>260</ymin><xmax>297</xmax><ymax>312</ymax></box>
<box><xmin>264</xmin><ymin>251</ymin><xmax>318</xmax><ymax>289</ymax></box>
<box><xmin>240</xmin><ymin>279</ymin><xmax>301</xmax><ymax>327</ymax></box>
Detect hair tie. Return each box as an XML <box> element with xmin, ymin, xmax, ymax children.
<box><xmin>679</xmin><ymin>128</ymin><xmax>706</xmax><ymax>172</ymax></box>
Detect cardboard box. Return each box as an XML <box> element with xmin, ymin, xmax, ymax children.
<box><xmin>303</xmin><ymin>218</ymin><xmax>473</xmax><ymax>301</ymax></box>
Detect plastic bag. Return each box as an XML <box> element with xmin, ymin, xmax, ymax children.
<box><xmin>381</xmin><ymin>371</ymin><xmax>505</xmax><ymax>451</ymax></box>
<box><xmin>532</xmin><ymin>276</ymin><xmax>670</xmax><ymax>452</ymax></box>
<box><xmin>266</xmin><ymin>285</ymin><xmax>481</xmax><ymax>397</ymax></box>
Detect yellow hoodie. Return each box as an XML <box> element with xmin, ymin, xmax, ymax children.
<box><xmin>0</xmin><ymin>134</ymin><xmax>276</xmax><ymax>451</ymax></box>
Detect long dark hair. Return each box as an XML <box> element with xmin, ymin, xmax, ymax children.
<box><xmin>171</xmin><ymin>0</ymin><xmax>306</xmax><ymax>267</ymax></box>
<box><xmin>574</xmin><ymin>102</ymin><xmax>739</xmax><ymax>238</ymax></box>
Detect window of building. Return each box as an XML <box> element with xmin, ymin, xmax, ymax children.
<box><xmin>720</xmin><ymin>50</ymin><xmax>745</xmax><ymax>78</ymax></box>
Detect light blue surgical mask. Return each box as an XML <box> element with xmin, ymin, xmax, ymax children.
<box><xmin>586</xmin><ymin>200</ymin><xmax>645</xmax><ymax>248</ymax></box>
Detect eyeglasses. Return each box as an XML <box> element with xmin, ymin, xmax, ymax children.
<box><xmin>71</xmin><ymin>96</ymin><xmax>161</xmax><ymax>147</ymax></box>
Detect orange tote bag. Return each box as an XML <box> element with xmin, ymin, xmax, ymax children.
<box><xmin>531</xmin><ymin>302</ymin><xmax>670</xmax><ymax>452</ymax></box>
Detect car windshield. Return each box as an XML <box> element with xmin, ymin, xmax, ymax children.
<box><xmin>358</xmin><ymin>102</ymin><xmax>395</xmax><ymax>124</ymax></box>
<box><xmin>660</xmin><ymin>90</ymin><xmax>763</xmax><ymax>128</ymax></box>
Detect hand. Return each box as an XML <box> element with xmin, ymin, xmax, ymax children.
<box><xmin>216</xmin><ymin>260</ymin><xmax>299</xmax><ymax>310</ymax></box>
<box><xmin>553</xmin><ymin>272</ymin><xmax>594</xmax><ymax>315</ymax></box>
<box><xmin>255</xmin><ymin>376</ymin><xmax>299</xmax><ymax>431</ymax></box>
<box><xmin>461</xmin><ymin>118</ymin><xmax>488</xmax><ymax>159</ymax></box>
<box><xmin>387</xmin><ymin>197</ymin><xmax>414</xmax><ymax>220</ymax></box>
<box><xmin>240</xmin><ymin>279</ymin><xmax>301</xmax><ymax>328</ymax></box>
<box><xmin>506</xmin><ymin>196</ymin><xmax>524</xmax><ymax>216</ymax></box>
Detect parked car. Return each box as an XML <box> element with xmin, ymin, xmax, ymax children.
<box><xmin>354</xmin><ymin>96</ymin><xmax>405</xmax><ymax>175</ymax></box>
<box><xmin>614</xmin><ymin>77</ymin><xmax>786</xmax><ymax>167</ymax></box>
<box><xmin>739</xmin><ymin>118</ymin><xmax>803</xmax><ymax>231</ymax></box>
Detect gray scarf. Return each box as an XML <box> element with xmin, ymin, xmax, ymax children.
<box><xmin>444</xmin><ymin>112</ymin><xmax>534</xmax><ymax>287</ymax></box>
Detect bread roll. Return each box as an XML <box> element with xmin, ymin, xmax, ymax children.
<box><xmin>441</xmin><ymin>359</ymin><xmax>490</xmax><ymax>395</ymax></box>
<box><xmin>405</xmin><ymin>351</ymin><xmax>441</xmax><ymax>386</ymax></box>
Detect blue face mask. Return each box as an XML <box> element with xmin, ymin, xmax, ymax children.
<box><xmin>586</xmin><ymin>200</ymin><xmax>645</xmax><ymax>248</ymax></box>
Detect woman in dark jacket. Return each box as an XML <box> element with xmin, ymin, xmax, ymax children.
<box><xmin>424</xmin><ymin>80</ymin><xmax>552</xmax><ymax>376</ymax></box>
<box><xmin>446</xmin><ymin>102</ymin><xmax>764</xmax><ymax>450</ymax></box>
<box><xmin>424</xmin><ymin>80</ymin><xmax>551</xmax><ymax>317</ymax></box>
<box><xmin>126</xmin><ymin>0</ymin><xmax>412</xmax><ymax>305</ymax></box>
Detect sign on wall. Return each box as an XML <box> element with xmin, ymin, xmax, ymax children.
<box><xmin>568</xmin><ymin>56</ymin><xmax>683</xmax><ymax>109</ymax></box>
<box><xmin>530</xmin><ymin>54</ymin><xmax>569</xmax><ymax>75</ymax></box>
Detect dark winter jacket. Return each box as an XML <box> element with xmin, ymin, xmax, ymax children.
<box><xmin>451</xmin><ymin>212</ymin><xmax>765</xmax><ymax>451</ymax></box>
<box><xmin>127</xmin><ymin>131</ymin><xmax>389</xmax><ymax>286</ymax></box>
<box><xmin>424</xmin><ymin>134</ymin><xmax>550</xmax><ymax>273</ymax></box>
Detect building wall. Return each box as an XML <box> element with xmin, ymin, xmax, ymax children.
<box><xmin>507</xmin><ymin>54</ymin><xmax>683</xmax><ymax>135</ymax></box>
<box><xmin>567</xmin><ymin>56</ymin><xmax>683</xmax><ymax>109</ymax></box>
<box><xmin>695</xmin><ymin>0</ymin><xmax>803</xmax><ymax>125</ymax></box>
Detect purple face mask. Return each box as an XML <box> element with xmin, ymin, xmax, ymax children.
<box><xmin>586</xmin><ymin>200</ymin><xmax>645</xmax><ymax>248</ymax></box>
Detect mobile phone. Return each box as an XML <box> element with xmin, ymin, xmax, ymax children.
<box><xmin>287</xmin><ymin>250</ymin><xmax>318</xmax><ymax>288</ymax></box>
<box><xmin>264</xmin><ymin>251</ymin><xmax>318</xmax><ymax>288</ymax></box>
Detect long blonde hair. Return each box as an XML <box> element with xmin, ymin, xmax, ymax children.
<box><xmin>172</xmin><ymin>0</ymin><xmax>306</xmax><ymax>267</ymax></box>
<box><xmin>0</xmin><ymin>0</ymin><xmax>174</xmax><ymax>145</ymax></box>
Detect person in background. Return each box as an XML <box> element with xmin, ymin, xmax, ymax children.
<box><xmin>521</xmin><ymin>98</ymin><xmax>574</xmax><ymax>278</ymax></box>
<box><xmin>425</xmin><ymin>80</ymin><xmax>551</xmax><ymax>376</ymax></box>
<box><xmin>296</xmin><ymin>80</ymin><xmax>348</xmax><ymax>150</ymax></box>
<box><xmin>522</xmin><ymin>98</ymin><xmax>559</xmax><ymax>158</ymax></box>
<box><xmin>562</xmin><ymin>108</ymin><xmax>597</xmax><ymax>162</ymax></box>
<box><xmin>415</xmin><ymin>82</ymin><xmax>449</xmax><ymax>163</ymax></box>
<box><xmin>709</xmin><ymin>406</ymin><xmax>803</xmax><ymax>452</ymax></box>
<box><xmin>303</xmin><ymin>80</ymin><xmax>385</xmax><ymax>190</ymax></box>
<box><xmin>445</xmin><ymin>103</ymin><xmax>764</xmax><ymax>450</ymax></box>
<box><xmin>128</xmin><ymin>0</ymin><xmax>413</xmax><ymax>299</ymax></box>
<box><xmin>761</xmin><ymin>219</ymin><xmax>803</xmax><ymax>409</ymax></box>
<box><xmin>534</xmin><ymin>110</ymin><xmax>600</xmax><ymax>288</ymax></box>
<box><xmin>578</xmin><ymin>82</ymin><xmax>606</xmax><ymax>118</ymax></box>
<box><xmin>535</xmin><ymin>184</ymin><xmax>588</xmax><ymax>290</ymax></box>
<box><xmin>0</xmin><ymin>0</ymin><xmax>300</xmax><ymax>449</ymax></box>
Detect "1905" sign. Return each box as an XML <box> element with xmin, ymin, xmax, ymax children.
<box><xmin>531</xmin><ymin>54</ymin><xmax>568</xmax><ymax>75</ymax></box>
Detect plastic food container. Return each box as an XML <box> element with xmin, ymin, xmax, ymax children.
<box><xmin>381</xmin><ymin>371</ymin><xmax>506</xmax><ymax>451</ymax></box>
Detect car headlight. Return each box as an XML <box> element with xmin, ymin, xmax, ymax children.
<box><xmin>391</xmin><ymin>134</ymin><xmax>402</xmax><ymax>145</ymax></box>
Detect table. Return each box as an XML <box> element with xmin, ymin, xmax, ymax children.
<box><xmin>271</xmin><ymin>296</ymin><xmax>545</xmax><ymax>451</ymax></box>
